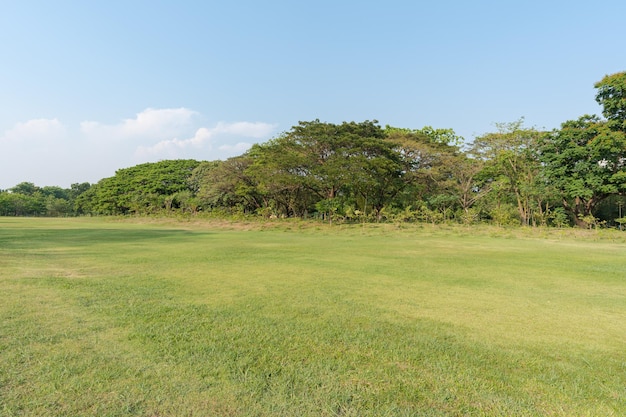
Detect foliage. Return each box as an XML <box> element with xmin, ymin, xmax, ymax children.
<box><xmin>384</xmin><ymin>125</ymin><xmax>464</xmax><ymax>146</ymax></box>
<box><xmin>244</xmin><ymin>120</ymin><xmax>405</xmax><ymax>219</ymax></box>
<box><xmin>470</xmin><ymin>119</ymin><xmax>546</xmax><ymax>226</ymax></box>
<box><xmin>0</xmin><ymin>182</ymin><xmax>91</xmax><ymax>216</ymax></box>
<box><xmin>547</xmin><ymin>207</ymin><xmax>569</xmax><ymax>228</ymax></box>
<box><xmin>385</xmin><ymin>126</ymin><xmax>462</xmax><ymax>218</ymax></box>
<box><xmin>595</xmin><ymin>71</ymin><xmax>626</xmax><ymax>130</ymax></box>
<box><xmin>81</xmin><ymin>159</ymin><xmax>201</xmax><ymax>215</ymax></box>
<box><xmin>194</xmin><ymin>157</ymin><xmax>265</xmax><ymax>214</ymax></box>
<box><xmin>539</xmin><ymin>115</ymin><xmax>626</xmax><ymax>227</ymax></box>
<box><xmin>3</xmin><ymin>71</ymin><xmax>626</xmax><ymax>228</ymax></box>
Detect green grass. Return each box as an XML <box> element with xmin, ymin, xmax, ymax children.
<box><xmin>0</xmin><ymin>217</ymin><xmax>625</xmax><ymax>416</ymax></box>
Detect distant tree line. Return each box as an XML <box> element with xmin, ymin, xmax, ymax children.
<box><xmin>2</xmin><ymin>72</ymin><xmax>626</xmax><ymax>228</ymax></box>
<box><xmin>0</xmin><ymin>182</ymin><xmax>91</xmax><ymax>217</ymax></box>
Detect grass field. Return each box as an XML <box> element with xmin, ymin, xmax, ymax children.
<box><xmin>0</xmin><ymin>217</ymin><xmax>625</xmax><ymax>416</ymax></box>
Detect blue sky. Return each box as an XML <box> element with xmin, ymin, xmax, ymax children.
<box><xmin>1</xmin><ymin>1</ymin><xmax>625</xmax><ymax>189</ymax></box>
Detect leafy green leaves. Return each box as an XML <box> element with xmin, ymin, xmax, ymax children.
<box><xmin>595</xmin><ymin>71</ymin><xmax>626</xmax><ymax>129</ymax></box>
<box><xmin>539</xmin><ymin>115</ymin><xmax>626</xmax><ymax>225</ymax></box>
<box><xmin>83</xmin><ymin>160</ymin><xmax>201</xmax><ymax>215</ymax></box>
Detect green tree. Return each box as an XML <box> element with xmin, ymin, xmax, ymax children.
<box><xmin>342</xmin><ymin>131</ymin><xmax>404</xmax><ymax>219</ymax></box>
<box><xmin>283</xmin><ymin>120</ymin><xmax>375</xmax><ymax>202</ymax></box>
<box><xmin>80</xmin><ymin>160</ymin><xmax>201</xmax><ymax>215</ymax></box>
<box><xmin>10</xmin><ymin>182</ymin><xmax>39</xmax><ymax>196</ymax></box>
<box><xmin>539</xmin><ymin>115</ymin><xmax>626</xmax><ymax>227</ymax></box>
<box><xmin>385</xmin><ymin>126</ymin><xmax>463</xmax><ymax>220</ymax></box>
<box><xmin>595</xmin><ymin>71</ymin><xmax>626</xmax><ymax>130</ymax></box>
<box><xmin>188</xmin><ymin>161</ymin><xmax>221</xmax><ymax>195</ymax></box>
<box><xmin>245</xmin><ymin>120</ymin><xmax>402</xmax><ymax>219</ymax></box>
<box><xmin>446</xmin><ymin>154</ymin><xmax>490</xmax><ymax>217</ymax></box>
<box><xmin>0</xmin><ymin>192</ymin><xmax>13</xmax><ymax>216</ymax></box>
<box><xmin>470</xmin><ymin>119</ymin><xmax>545</xmax><ymax>226</ymax></box>
<box><xmin>45</xmin><ymin>195</ymin><xmax>71</xmax><ymax>217</ymax></box>
<box><xmin>69</xmin><ymin>182</ymin><xmax>92</xmax><ymax>215</ymax></box>
<box><xmin>41</xmin><ymin>186</ymin><xmax>69</xmax><ymax>200</ymax></box>
<box><xmin>194</xmin><ymin>157</ymin><xmax>265</xmax><ymax>214</ymax></box>
<box><xmin>385</xmin><ymin>125</ymin><xmax>464</xmax><ymax>147</ymax></box>
<box><xmin>246</xmin><ymin>139</ymin><xmax>315</xmax><ymax>217</ymax></box>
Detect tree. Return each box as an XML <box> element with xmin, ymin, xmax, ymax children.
<box><xmin>595</xmin><ymin>71</ymin><xmax>626</xmax><ymax>130</ymax></box>
<box><xmin>385</xmin><ymin>126</ymin><xmax>461</xmax><ymax>217</ymax></box>
<box><xmin>10</xmin><ymin>182</ymin><xmax>39</xmax><ymax>196</ymax></box>
<box><xmin>281</xmin><ymin>120</ymin><xmax>376</xmax><ymax>202</ymax></box>
<box><xmin>384</xmin><ymin>125</ymin><xmax>464</xmax><ymax>147</ymax></box>
<box><xmin>188</xmin><ymin>161</ymin><xmax>221</xmax><ymax>195</ymax></box>
<box><xmin>470</xmin><ymin>119</ymin><xmax>545</xmax><ymax>226</ymax></box>
<box><xmin>69</xmin><ymin>182</ymin><xmax>91</xmax><ymax>215</ymax></box>
<box><xmin>243</xmin><ymin>120</ymin><xmax>403</xmax><ymax>219</ymax></box>
<box><xmin>194</xmin><ymin>157</ymin><xmax>266</xmax><ymax>214</ymax></box>
<box><xmin>539</xmin><ymin>115</ymin><xmax>626</xmax><ymax>227</ymax></box>
<box><xmin>80</xmin><ymin>160</ymin><xmax>201</xmax><ymax>215</ymax></box>
<box><xmin>0</xmin><ymin>182</ymin><xmax>83</xmax><ymax>217</ymax></box>
<box><xmin>245</xmin><ymin>139</ymin><xmax>315</xmax><ymax>217</ymax></box>
<box><xmin>0</xmin><ymin>192</ymin><xmax>14</xmax><ymax>216</ymax></box>
<box><xmin>343</xmin><ymin>131</ymin><xmax>404</xmax><ymax>219</ymax></box>
<box><xmin>45</xmin><ymin>195</ymin><xmax>71</xmax><ymax>217</ymax></box>
<box><xmin>537</xmin><ymin>71</ymin><xmax>626</xmax><ymax>228</ymax></box>
<box><xmin>41</xmin><ymin>186</ymin><xmax>69</xmax><ymax>200</ymax></box>
<box><xmin>447</xmin><ymin>154</ymin><xmax>490</xmax><ymax>216</ymax></box>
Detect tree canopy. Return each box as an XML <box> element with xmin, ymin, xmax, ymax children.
<box><xmin>3</xmin><ymin>71</ymin><xmax>626</xmax><ymax>228</ymax></box>
<box><xmin>595</xmin><ymin>71</ymin><xmax>626</xmax><ymax>130</ymax></box>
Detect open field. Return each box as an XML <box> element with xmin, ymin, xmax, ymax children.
<box><xmin>0</xmin><ymin>217</ymin><xmax>625</xmax><ymax>416</ymax></box>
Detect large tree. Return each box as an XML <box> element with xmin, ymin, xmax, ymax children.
<box><xmin>539</xmin><ymin>115</ymin><xmax>626</xmax><ymax>227</ymax></box>
<box><xmin>595</xmin><ymin>71</ymin><xmax>626</xmax><ymax>130</ymax></box>
<box><xmin>243</xmin><ymin>120</ymin><xmax>404</xmax><ymax>219</ymax></box>
<box><xmin>194</xmin><ymin>157</ymin><xmax>266</xmax><ymax>214</ymax></box>
<box><xmin>470</xmin><ymin>119</ymin><xmax>545</xmax><ymax>226</ymax></box>
<box><xmin>384</xmin><ymin>126</ymin><xmax>462</xmax><ymax>217</ymax></box>
<box><xmin>81</xmin><ymin>159</ymin><xmax>201</xmax><ymax>215</ymax></box>
<box><xmin>245</xmin><ymin>140</ymin><xmax>317</xmax><ymax>217</ymax></box>
<box><xmin>538</xmin><ymin>73</ymin><xmax>626</xmax><ymax>227</ymax></box>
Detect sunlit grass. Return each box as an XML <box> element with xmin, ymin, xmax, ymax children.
<box><xmin>0</xmin><ymin>217</ymin><xmax>624</xmax><ymax>416</ymax></box>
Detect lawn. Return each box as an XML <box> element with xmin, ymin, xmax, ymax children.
<box><xmin>0</xmin><ymin>217</ymin><xmax>624</xmax><ymax>416</ymax></box>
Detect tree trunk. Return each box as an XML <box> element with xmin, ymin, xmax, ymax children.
<box><xmin>564</xmin><ymin>196</ymin><xmax>597</xmax><ymax>228</ymax></box>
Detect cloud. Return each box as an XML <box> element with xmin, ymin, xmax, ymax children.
<box><xmin>135</xmin><ymin>121</ymin><xmax>277</xmax><ymax>160</ymax></box>
<box><xmin>80</xmin><ymin>107</ymin><xmax>198</xmax><ymax>142</ymax></box>
<box><xmin>219</xmin><ymin>142</ymin><xmax>254</xmax><ymax>153</ymax></box>
<box><xmin>135</xmin><ymin>127</ymin><xmax>212</xmax><ymax>158</ymax></box>
<box><xmin>78</xmin><ymin>108</ymin><xmax>276</xmax><ymax>161</ymax></box>
<box><xmin>0</xmin><ymin>108</ymin><xmax>277</xmax><ymax>189</ymax></box>
<box><xmin>2</xmin><ymin>118</ymin><xmax>66</xmax><ymax>143</ymax></box>
<box><xmin>0</xmin><ymin>118</ymin><xmax>71</xmax><ymax>188</ymax></box>
<box><xmin>211</xmin><ymin>121</ymin><xmax>276</xmax><ymax>138</ymax></box>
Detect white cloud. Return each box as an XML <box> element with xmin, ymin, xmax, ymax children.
<box><xmin>219</xmin><ymin>142</ymin><xmax>253</xmax><ymax>153</ymax></box>
<box><xmin>80</xmin><ymin>107</ymin><xmax>198</xmax><ymax>142</ymax></box>
<box><xmin>135</xmin><ymin>121</ymin><xmax>277</xmax><ymax>160</ymax></box>
<box><xmin>77</xmin><ymin>108</ymin><xmax>277</xmax><ymax>161</ymax></box>
<box><xmin>2</xmin><ymin>118</ymin><xmax>66</xmax><ymax>143</ymax></box>
<box><xmin>212</xmin><ymin>121</ymin><xmax>276</xmax><ymax>138</ymax></box>
<box><xmin>135</xmin><ymin>127</ymin><xmax>213</xmax><ymax>158</ymax></box>
<box><xmin>0</xmin><ymin>118</ymin><xmax>70</xmax><ymax>188</ymax></box>
<box><xmin>0</xmin><ymin>109</ymin><xmax>277</xmax><ymax>189</ymax></box>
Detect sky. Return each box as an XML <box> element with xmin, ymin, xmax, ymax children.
<box><xmin>1</xmin><ymin>0</ymin><xmax>625</xmax><ymax>189</ymax></box>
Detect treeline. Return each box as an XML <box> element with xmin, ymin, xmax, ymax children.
<box><xmin>0</xmin><ymin>182</ymin><xmax>91</xmax><ymax>217</ymax></box>
<box><xmin>2</xmin><ymin>72</ymin><xmax>626</xmax><ymax>228</ymax></box>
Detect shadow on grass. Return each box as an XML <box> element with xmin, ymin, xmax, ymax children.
<box><xmin>0</xmin><ymin>227</ymin><xmax>209</xmax><ymax>251</ymax></box>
